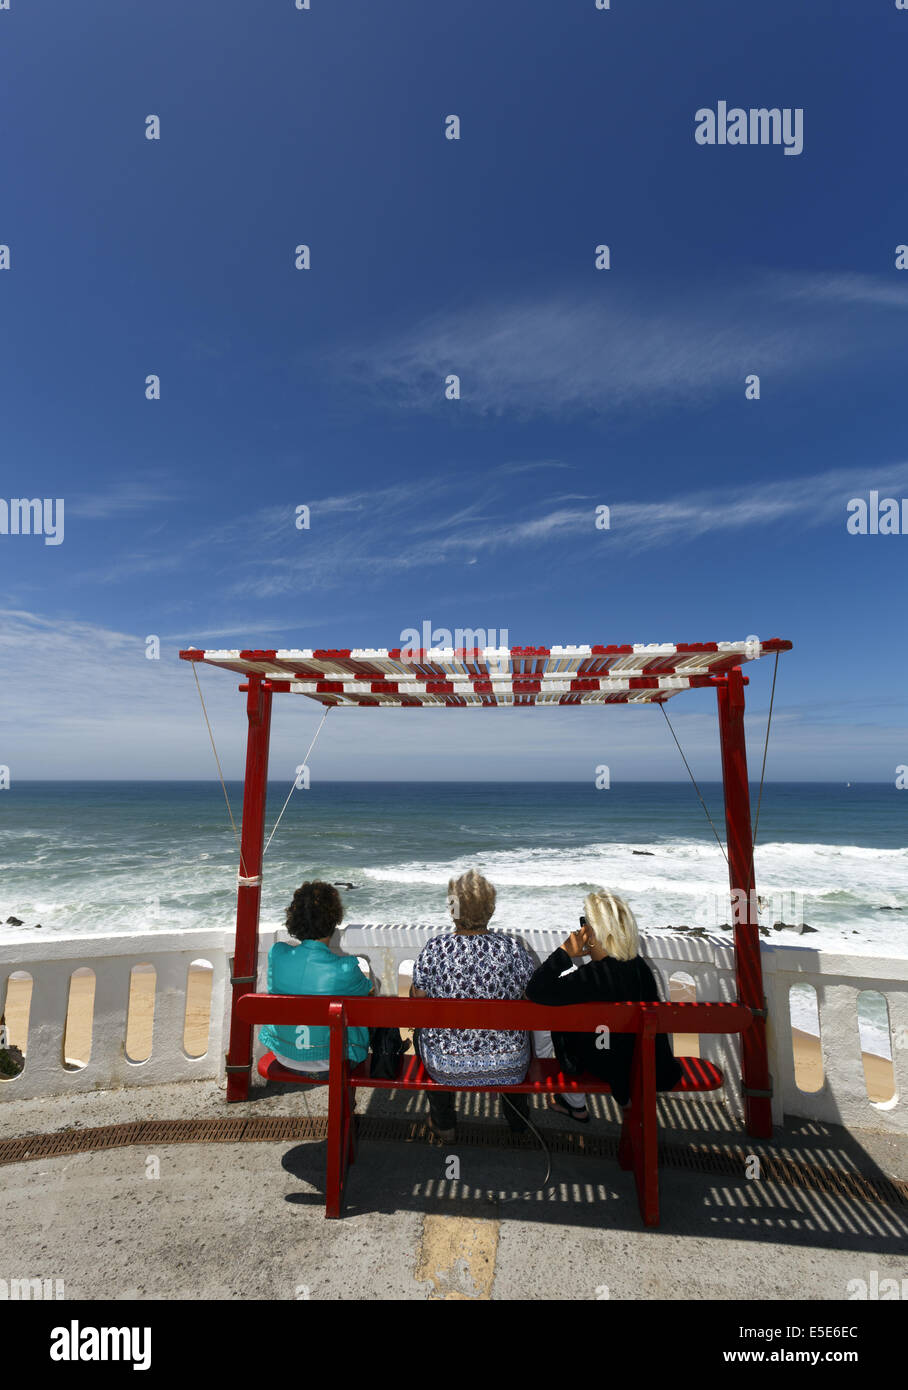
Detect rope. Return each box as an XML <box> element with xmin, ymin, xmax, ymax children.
<box><xmin>658</xmin><ymin>702</ymin><xmax>728</xmax><ymax>863</ymax></box>
<box><xmin>191</xmin><ymin>668</ymin><xmax>332</xmax><ymax>872</ymax></box>
<box><xmin>192</xmin><ymin>665</ymin><xmax>243</xmax><ymax>864</ymax></box>
<box><xmin>262</xmin><ymin>706</ymin><xmax>332</xmax><ymax>856</ymax></box>
<box><xmin>659</xmin><ymin>655</ymin><xmax>781</xmax><ymax>916</ymax></box>
<box><xmin>751</xmin><ymin>651</ymin><xmax>779</xmax><ymax>852</ymax></box>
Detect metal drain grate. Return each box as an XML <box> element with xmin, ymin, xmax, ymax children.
<box><xmin>1</xmin><ymin>1116</ymin><xmax>905</xmax><ymax>1210</ymax></box>
<box><xmin>0</xmin><ymin>1116</ymin><xmax>326</xmax><ymax>1163</ymax></box>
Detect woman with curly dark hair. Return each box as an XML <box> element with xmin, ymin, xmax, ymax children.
<box><xmin>260</xmin><ymin>881</ymin><xmax>373</xmax><ymax>1073</ymax></box>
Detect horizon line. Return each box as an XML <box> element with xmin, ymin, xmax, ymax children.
<box><xmin>5</xmin><ymin>779</ymin><xmax>893</xmax><ymax>787</ymax></box>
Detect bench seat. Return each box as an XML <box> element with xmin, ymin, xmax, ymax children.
<box><xmin>258</xmin><ymin>1050</ymin><xmax>723</xmax><ymax>1094</ymax></box>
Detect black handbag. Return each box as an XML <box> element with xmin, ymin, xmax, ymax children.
<box><xmin>369</xmin><ymin>1026</ymin><xmax>411</xmax><ymax>1080</ymax></box>
<box><xmin>552</xmin><ymin>1029</ymin><xmax>584</xmax><ymax>1075</ymax></box>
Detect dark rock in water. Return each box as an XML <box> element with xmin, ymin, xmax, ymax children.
<box><xmin>875</xmin><ymin>906</ymin><xmax>896</xmax><ymax>911</ymax></box>
<box><xmin>333</xmin><ymin>882</ymin><xmax>357</xmax><ymax>889</ymax></box>
<box><xmin>632</xmin><ymin>850</ymin><xmax>654</xmax><ymax>857</ymax></box>
<box><xmin>798</xmin><ymin>923</ymin><xmax>817</xmax><ymax>934</ymax></box>
<box><xmin>5</xmin><ymin>916</ymin><xmax>23</xmax><ymax>926</ymax></box>
<box><xmin>687</xmin><ymin>927</ymin><xmax>707</xmax><ymax>938</ymax></box>
<box><xmin>33</xmin><ymin>923</ymin><xmax>42</xmax><ymax>929</ymax></box>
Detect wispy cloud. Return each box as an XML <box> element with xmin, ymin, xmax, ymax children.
<box><xmin>225</xmin><ymin>459</ymin><xmax>908</xmax><ymax>598</ymax></box>
<box><xmin>66</xmin><ymin>481</ymin><xmax>180</xmax><ymax>521</ymax></box>
<box><xmin>54</xmin><ymin>453</ymin><xmax>908</xmax><ymax>601</ymax></box>
<box><xmin>769</xmin><ymin>271</ymin><xmax>908</xmax><ymax>310</ymax></box>
<box><xmin>0</xmin><ymin>609</ymin><xmax>331</xmax><ymax>779</ymax></box>
<box><xmin>159</xmin><ymin>617</ymin><xmax>359</xmax><ymax>643</ymax></box>
<box><xmin>496</xmin><ymin>459</ymin><xmax>574</xmax><ymax>475</ymax></box>
<box><xmin>333</xmin><ymin>273</ymin><xmax>908</xmax><ymax>419</ymax></box>
<box><xmin>611</xmin><ymin>462</ymin><xmax>908</xmax><ymax>547</ymax></box>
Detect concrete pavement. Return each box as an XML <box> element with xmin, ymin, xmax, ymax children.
<box><xmin>1</xmin><ymin>1080</ymin><xmax>906</xmax><ymax>1300</ymax></box>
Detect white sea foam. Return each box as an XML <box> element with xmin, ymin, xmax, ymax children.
<box><xmin>4</xmin><ymin>834</ymin><xmax>905</xmax><ymax>948</ymax></box>
<box><xmin>360</xmin><ymin>837</ymin><xmax>908</xmax><ymax>951</ymax></box>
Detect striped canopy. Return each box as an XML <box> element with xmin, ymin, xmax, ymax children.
<box><xmin>180</xmin><ymin>639</ymin><xmax>791</xmax><ymax>708</ymax></box>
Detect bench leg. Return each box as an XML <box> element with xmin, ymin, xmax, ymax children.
<box><xmin>325</xmin><ymin>1003</ymin><xmax>350</xmax><ymax>1219</ymax></box>
<box><xmin>346</xmin><ymin>1082</ymin><xmax>357</xmax><ymax>1166</ymax></box>
<box><xmin>619</xmin><ymin>1035</ymin><xmax>645</xmax><ymax>1175</ymax></box>
<box><xmin>635</xmin><ymin>1025</ymin><xmax>659</xmax><ymax>1228</ymax></box>
<box><xmin>325</xmin><ymin>1097</ymin><xmax>344</xmax><ymax>1219</ymax></box>
<box><xmin>618</xmin><ymin>1101</ymin><xmax>636</xmax><ymax>1170</ymax></box>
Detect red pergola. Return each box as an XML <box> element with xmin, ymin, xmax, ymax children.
<box><xmin>180</xmin><ymin>637</ymin><xmax>793</xmax><ymax>1138</ymax></box>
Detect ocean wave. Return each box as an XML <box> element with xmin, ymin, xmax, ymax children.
<box><xmin>3</xmin><ymin>824</ymin><xmax>906</xmax><ymax>960</ymax></box>
<box><xmin>361</xmin><ymin>837</ymin><xmax>908</xmax><ymax>897</ymax></box>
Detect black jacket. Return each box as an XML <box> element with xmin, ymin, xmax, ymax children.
<box><xmin>525</xmin><ymin>948</ymin><xmax>683</xmax><ymax>1107</ymax></box>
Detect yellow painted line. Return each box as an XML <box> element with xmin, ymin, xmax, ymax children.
<box><xmin>415</xmin><ymin>1213</ymin><xmax>500</xmax><ymax>1300</ymax></box>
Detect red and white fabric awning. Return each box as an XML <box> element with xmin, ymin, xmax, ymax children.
<box><xmin>180</xmin><ymin>639</ymin><xmax>791</xmax><ymax>708</ymax></box>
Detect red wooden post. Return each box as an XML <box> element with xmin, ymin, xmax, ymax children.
<box><xmin>225</xmin><ymin>676</ymin><xmax>273</xmax><ymax>1103</ymax></box>
<box><xmin>717</xmin><ymin>666</ymin><xmax>773</xmax><ymax>1139</ymax></box>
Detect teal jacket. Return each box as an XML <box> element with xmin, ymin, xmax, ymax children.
<box><xmin>259</xmin><ymin>939</ymin><xmax>372</xmax><ymax>1065</ymax></box>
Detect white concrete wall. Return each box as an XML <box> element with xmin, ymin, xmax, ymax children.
<box><xmin>1</xmin><ymin>924</ymin><xmax>905</xmax><ymax>1135</ymax></box>
<box><xmin>0</xmin><ymin>928</ymin><xmax>231</xmax><ymax>1100</ymax></box>
<box><xmin>761</xmin><ymin>942</ymin><xmax>908</xmax><ymax>1131</ymax></box>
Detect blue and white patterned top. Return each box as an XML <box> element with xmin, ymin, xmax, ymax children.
<box><xmin>412</xmin><ymin>930</ymin><xmax>537</xmax><ymax>1085</ymax></box>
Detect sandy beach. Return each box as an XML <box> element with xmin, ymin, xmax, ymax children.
<box><xmin>1</xmin><ymin>969</ymin><xmax>894</xmax><ymax>1103</ymax></box>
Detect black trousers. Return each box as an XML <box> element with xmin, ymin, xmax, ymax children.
<box><xmin>413</xmin><ymin>1030</ymin><xmax>530</xmax><ymax>1131</ymax></box>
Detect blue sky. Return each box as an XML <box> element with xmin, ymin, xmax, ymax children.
<box><xmin>1</xmin><ymin>0</ymin><xmax>906</xmax><ymax>781</ymax></box>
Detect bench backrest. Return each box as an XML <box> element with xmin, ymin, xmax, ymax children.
<box><xmin>236</xmin><ymin>994</ymin><xmax>753</xmax><ymax>1034</ymax></box>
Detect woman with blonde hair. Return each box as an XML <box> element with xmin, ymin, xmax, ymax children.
<box><xmin>410</xmin><ymin>868</ymin><xmax>536</xmax><ymax>1142</ymax></box>
<box><xmin>526</xmin><ymin>889</ymin><xmax>681</xmax><ymax>1118</ymax></box>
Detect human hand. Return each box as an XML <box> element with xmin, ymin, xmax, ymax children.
<box><xmin>562</xmin><ymin>929</ymin><xmax>588</xmax><ymax>959</ymax></box>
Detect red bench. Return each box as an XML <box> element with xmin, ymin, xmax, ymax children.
<box><xmin>236</xmin><ymin>994</ymin><xmax>754</xmax><ymax>1227</ymax></box>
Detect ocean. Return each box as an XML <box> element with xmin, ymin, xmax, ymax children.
<box><xmin>3</xmin><ymin>780</ymin><xmax>904</xmax><ymax>1057</ymax></box>
<box><xmin>2</xmin><ymin>780</ymin><xmax>905</xmax><ymax>953</ymax></box>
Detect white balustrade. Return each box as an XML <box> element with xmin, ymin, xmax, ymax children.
<box><xmin>2</xmin><ymin>924</ymin><xmax>904</xmax><ymax>1135</ymax></box>
<box><xmin>0</xmin><ymin>928</ymin><xmax>230</xmax><ymax>1100</ymax></box>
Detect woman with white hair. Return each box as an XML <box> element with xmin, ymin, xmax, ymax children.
<box><xmin>410</xmin><ymin>868</ymin><xmax>536</xmax><ymax>1143</ymax></box>
<box><xmin>526</xmin><ymin>889</ymin><xmax>681</xmax><ymax>1118</ymax></box>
